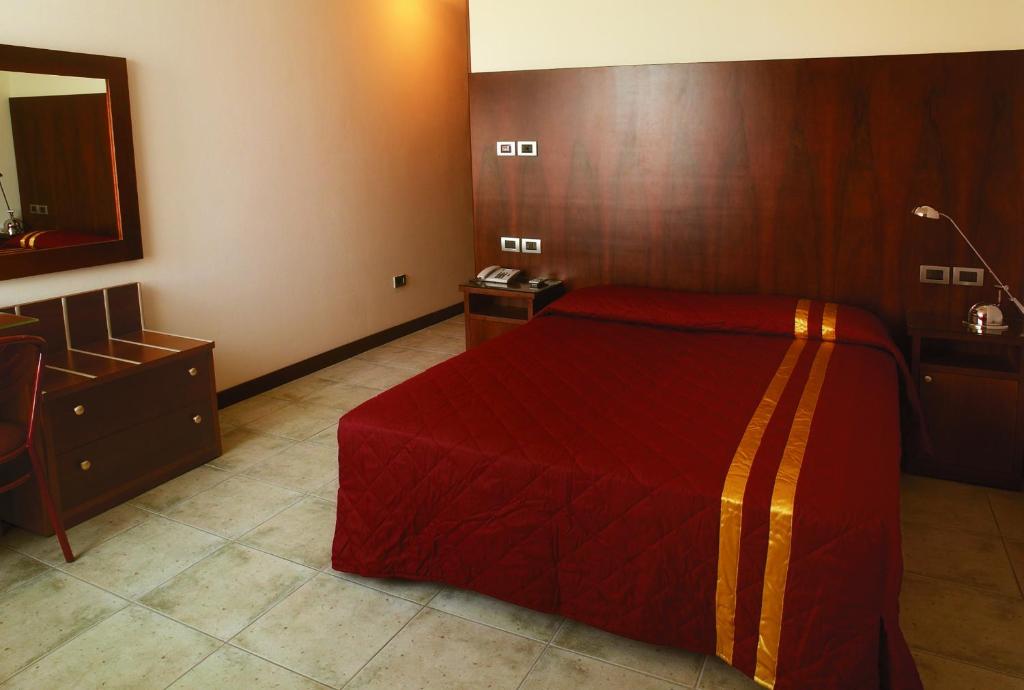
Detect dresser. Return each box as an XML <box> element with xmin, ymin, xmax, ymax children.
<box><xmin>0</xmin><ymin>283</ymin><xmax>221</xmax><ymax>533</ymax></box>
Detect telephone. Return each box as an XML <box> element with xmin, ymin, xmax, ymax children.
<box><xmin>476</xmin><ymin>265</ymin><xmax>522</xmax><ymax>285</ymax></box>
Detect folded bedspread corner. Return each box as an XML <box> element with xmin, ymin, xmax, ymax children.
<box><xmin>332</xmin><ymin>286</ymin><xmax>923</xmax><ymax>690</ymax></box>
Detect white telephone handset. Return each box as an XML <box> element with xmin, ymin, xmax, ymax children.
<box><xmin>476</xmin><ymin>265</ymin><xmax>522</xmax><ymax>285</ymax></box>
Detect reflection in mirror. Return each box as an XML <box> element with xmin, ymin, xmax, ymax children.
<box><xmin>0</xmin><ymin>70</ymin><xmax>115</xmax><ymax>255</ymax></box>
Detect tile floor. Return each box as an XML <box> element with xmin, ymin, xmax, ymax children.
<box><xmin>1</xmin><ymin>314</ymin><xmax>1023</xmax><ymax>689</ymax></box>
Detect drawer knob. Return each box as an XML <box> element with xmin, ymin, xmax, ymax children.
<box><xmin>923</xmin><ymin>375</ymin><xmax>933</xmax><ymax>384</ymax></box>
<box><xmin>188</xmin><ymin>367</ymin><xmax>198</xmax><ymax>377</ymax></box>
<box><xmin>73</xmin><ymin>404</ymin><xmax>86</xmax><ymax>416</ymax></box>
<box><xmin>80</xmin><ymin>460</ymin><xmax>92</xmax><ymax>471</ymax></box>
<box><xmin>192</xmin><ymin>414</ymin><xmax>203</xmax><ymax>425</ymax></box>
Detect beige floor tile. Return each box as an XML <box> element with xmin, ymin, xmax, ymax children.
<box><xmin>220</xmin><ymin>395</ymin><xmax>291</xmax><ymax>427</ymax></box>
<box><xmin>429</xmin><ymin>587</ymin><xmax>562</xmax><ymax>641</ymax></box>
<box><xmin>61</xmin><ymin>516</ymin><xmax>224</xmax><ymax>598</ymax></box>
<box><xmin>132</xmin><ymin>466</ymin><xmax>232</xmax><ymax>512</ymax></box>
<box><xmin>264</xmin><ymin>374</ymin><xmax>336</xmax><ymax>402</ymax></box>
<box><xmin>900</xmin><ymin>475</ymin><xmax>998</xmax><ymax>535</ymax></box>
<box><xmin>1007</xmin><ymin>540</ymin><xmax>1024</xmax><ymax>594</ymax></box>
<box><xmin>2</xmin><ymin>503</ymin><xmax>148</xmax><ymax>564</ymax></box>
<box><xmin>141</xmin><ymin>543</ymin><xmax>315</xmax><ymax>640</ymax></box>
<box><xmin>356</xmin><ymin>345</ymin><xmax>452</xmax><ymax>371</ymax></box>
<box><xmin>212</xmin><ymin>427</ymin><xmax>296</xmax><ymax>473</ymax></box>
<box><xmin>346</xmin><ymin>608</ymin><xmax>542</xmax><ymax>690</ymax></box>
<box><xmin>246</xmin><ymin>402</ymin><xmax>340</xmax><ymax>441</ymax></box>
<box><xmin>522</xmin><ymin>647</ymin><xmax>683</xmax><ymax>690</ymax></box>
<box><xmin>308</xmin><ymin>426</ymin><xmax>338</xmax><ymax>448</ymax></box>
<box><xmin>4</xmin><ymin>605</ymin><xmax>218</xmax><ymax>689</ymax></box>
<box><xmin>313</xmin><ymin>476</ymin><xmax>339</xmax><ymax>503</ymax></box>
<box><xmin>170</xmin><ymin>645</ymin><xmax>328</xmax><ymax>689</ymax></box>
<box><xmin>0</xmin><ymin>570</ymin><xmax>125</xmax><ymax>682</ymax></box>
<box><xmin>901</xmin><ymin>573</ymin><xmax>1024</xmax><ymax>676</ymax></box>
<box><xmin>0</xmin><ymin>548</ymin><xmax>47</xmax><ymax>594</ymax></box>
<box><xmin>697</xmin><ymin>656</ymin><xmax>760</xmax><ymax>689</ymax></box>
<box><xmin>241</xmin><ymin>497</ymin><xmax>336</xmax><ymax>568</ymax></box>
<box><xmin>318</xmin><ymin>357</ymin><xmax>383</xmax><ymax>382</ymax></box>
<box><xmin>165</xmin><ymin>476</ymin><xmax>302</xmax><ymax>538</ymax></box>
<box><xmin>553</xmin><ymin>620</ymin><xmax>704</xmax><ymax>685</ymax></box>
<box><xmin>902</xmin><ymin>521</ymin><xmax>1020</xmax><ymax>596</ymax></box>
<box><xmin>338</xmin><ymin>362</ymin><xmax>418</xmax><ymax>390</ymax></box>
<box><xmin>991</xmin><ymin>490</ymin><xmax>1024</xmax><ymax>541</ymax></box>
<box><xmin>234</xmin><ymin>574</ymin><xmax>420</xmax><ymax>687</ymax></box>
<box><xmin>244</xmin><ymin>441</ymin><xmax>338</xmax><ymax>493</ymax></box>
<box><xmin>333</xmin><ymin>571</ymin><xmax>442</xmax><ymax>604</ymax></box>
<box><xmin>394</xmin><ymin>331</ymin><xmax>464</xmax><ymax>355</ymax></box>
<box><xmin>304</xmin><ymin>382</ymin><xmax>381</xmax><ymax>411</ymax></box>
<box><xmin>913</xmin><ymin>650</ymin><xmax>1024</xmax><ymax>690</ymax></box>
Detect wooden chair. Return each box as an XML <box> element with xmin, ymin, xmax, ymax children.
<box><xmin>0</xmin><ymin>335</ymin><xmax>74</xmax><ymax>562</ymax></box>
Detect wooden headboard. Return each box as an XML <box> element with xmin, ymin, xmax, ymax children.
<box><xmin>469</xmin><ymin>50</ymin><xmax>1024</xmax><ymax>334</ymax></box>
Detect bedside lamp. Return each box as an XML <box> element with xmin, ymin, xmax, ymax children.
<box><xmin>0</xmin><ymin>172</ymin><xmax>23</xmax><ymax>238</ymax></box>
<box><xmin>913</xmin><ymin>205</ymin><xmax>1024</xmax><ymax>332</ymax></box>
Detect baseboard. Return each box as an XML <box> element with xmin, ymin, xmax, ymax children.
<box><xmin>217</xmin><ymin>302</ymin><xmax>462</xmax><ymax>408</ymax></box>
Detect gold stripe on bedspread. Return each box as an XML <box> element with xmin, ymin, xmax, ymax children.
<box><xmin>793</xmin><ymin>299</ymin><xmax>810</xmax><ymax>339</ymax></box>
<box><xmin>714</xmin><ymin>301</ymin><xmax>811</xmax><ymax>663</ymax></box>
<box><xmin>821</xmin><ymin>302</ymin><xmax>838</xmax><ymax>342</ymax></box>
<box><xmin>754</xmin><ymin>340</ymin><xmax>836</xmax><ymax>688</ymax></box>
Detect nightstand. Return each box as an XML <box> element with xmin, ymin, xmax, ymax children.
<box><xmin>458</xmin><ymin>280</ymin><xmax>565</xmax><ymax>349</ymax></box>
<box><xmin>908</xmin><ymin>317</ymin><xmax>1024</xmax><ymax>490</ymax></box>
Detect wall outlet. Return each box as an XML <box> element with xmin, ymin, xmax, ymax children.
<box><xmin>919</xmin><ymin>265</ymin><xmax>950</xmax><ymax>284</ymax></box>
<box><xmin>496</xmin><ymin>141</ymin><xmax>515</xmax><ymax>156</ymax></box>
<box><xmin>517</xmin><ymin>141</ymin><xmax>538</xmax><ymax>156</ymax></box>
<box><xmin>952</xmin><ymin>267</ymin><xmax>984</xmax><ymax>286</ymax></box>
<box><xmin>522</xmin><ymin>238</ymin><xmax>542</xmax><ymax>254</ymax></box>
<box><xmin>29</xmin><ymin>203</ymin><xmax>49</xmax><ymax>215</ymax></box>
<box><xmin>392</xmin><ymin>274</ymin><xmax>407</xmax><ymax>288</ymax></box>
<box><xmin>501</xmin><ymin>236</ymin><xmax>520</xmax><ymax>252</ymax></box>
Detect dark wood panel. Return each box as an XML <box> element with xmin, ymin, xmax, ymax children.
<box><xmin>65</xmin><ymin>290</ymin><xmax>108</xmax><ymax>347</ymax></box>
<box><xmin>106</xmin><ymin>283</ymin><xmax>141</xmax><ymax>335</ymax></box>
<box><xmin>16</xmin><ymin>298</ymin><xmax>67</xmax><ymax>351</ymax></box>
<box><xmin>469</xmin><ymin>50</ymin><xmax>1024</xmax><ymax>336</ymax></box>
<box><xmin>9</xmin><ymin>94</ymin><xmax>117</xmax><ymax>236</ymax></box>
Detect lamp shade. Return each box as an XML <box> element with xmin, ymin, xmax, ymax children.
<box><xmin>912</xmin><ymin>205</ymin><xmax>941</xmax><ymax>220</ymax></box>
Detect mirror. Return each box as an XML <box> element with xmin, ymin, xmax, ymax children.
<box><xmin>0</xmin><ymin>44</ymin><xmax>142</xmax><ymax>280</ymax></box>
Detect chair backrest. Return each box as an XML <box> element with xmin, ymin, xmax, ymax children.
<box><xmin>0</xmin><ymin>336</ymin><xmax>46</xmax><ymax>447</ymax></box>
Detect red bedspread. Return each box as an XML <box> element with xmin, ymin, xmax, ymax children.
<box><xmin>332</xmin><ymin>286</ymin><xmax>922</xmax><ymax>690</ymax></box>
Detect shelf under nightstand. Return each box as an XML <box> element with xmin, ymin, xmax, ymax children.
<box><xmin>458</xmin><ymin>280</ymin><xmax>565</xmax><ymax>349</ymax></box>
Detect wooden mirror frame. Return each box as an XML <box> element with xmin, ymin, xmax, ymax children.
<box><xmin>0</xmin><ymin>43</ymin><xmax>142</xmax><ymax>281</ymax></box>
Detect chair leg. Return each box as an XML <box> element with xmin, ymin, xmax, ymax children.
<box><xmin>27</xmin><ymin>445</ymin><xmax>74</xmax><ymax>563</ymax></box>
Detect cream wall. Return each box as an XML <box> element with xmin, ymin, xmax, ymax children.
<box><xmin>0</xmin><ymin>73</ymin><xmax>21</xmax><ymax>220</ymax></box>
<box><xmin>0</xmin><ymin>0</ymin><xmax>474</xmax><ymax>390</ymax></box>
<box><xmin>468</xmin><ymin>0</ymin><xmax>1024</xmax><ymax>72</ymax></box>
<box><xmin>7</xmin><ymin>72</ymin><xmax>106</xmax><ymax>97</ymax></box>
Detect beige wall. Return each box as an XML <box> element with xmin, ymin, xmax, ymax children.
<box><xmin>0</xmin><ymin>73</ymin><xmax>21</xmax><ymax>220</ymax></box>
<box><xmin>0</xmin><ymin>0</ymin><xmax>474</xmax><ymax>390</ymax></box>
<box><xmin>468</xmin><ymin>0</ymin><xmax>1024</xmax><ymax>72</ymax></box>
<box><xmin>6</xmin><ymin>72</ymin><xmax>106</xmax><ymax>97</ymax></box>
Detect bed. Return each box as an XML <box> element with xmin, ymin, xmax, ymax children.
<box><xmin>331</xmin><ymin>286</ymin><xmax>923</xmax><ymax>690</ymax></box>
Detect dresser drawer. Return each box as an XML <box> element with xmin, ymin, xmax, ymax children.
<box><xmin>48</xmin><ymin>352</ymin><xmax>213</xmax><ymax>453</ymax></box>
<box><xmin>56</xmin><ymin>401</ymin><xmax>217</xmax><ymax>511</ymax></box>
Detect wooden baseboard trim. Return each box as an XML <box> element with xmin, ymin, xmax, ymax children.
<box><xmin>217</xmin><ymin>302</ymin><xmax>462</xmax><ymax>408</ymax></box>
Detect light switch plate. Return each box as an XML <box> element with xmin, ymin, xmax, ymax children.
<box><xmin>522</xmin><ymin>238</ymin><xmax>542</xmax><ymax>254</ymax></box>
<box><xmin>517</xmin><ymin>141</ymin><xmax>538</xmax><ymax>156</ymax></box>
<box><xmin>500</xmin><ymin>236</ymin><xmax>520</xmax><ymax>252</ymax></box>
<box><xmin>496</xmin><ymin>141</ymin><xmax>515</xmax><ymax>156</ymax></box>
<box><xmin>952</xmin><ymin>266</ymin><xmax>984</xmax><ymax>286</ymax></box>
<box><xmin>919</xmin><ymin>265</ymin><xmax>950</xmax><ymax>284</ymax></box>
